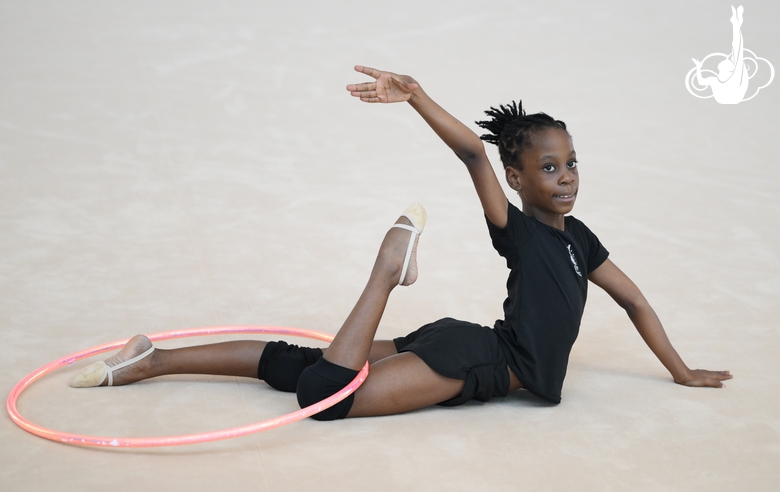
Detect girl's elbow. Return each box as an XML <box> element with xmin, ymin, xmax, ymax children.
<box><xmin>455</xmin><ymin>147</ymin><xmax>487</xmax><ymax>167</ymax></box>
<box><xmin>620</xmin><ymin>294</ymin><xmax>650</xmax><ymax>317</ymax></box>
<box><xmin>456</xmin><ymin>149</ymin><xmax>478</xmax><ymax>163</ymax></box>
<box><xmin>455</xmin><ymin>139</ymin><xmax>486</xmax><ymax>164</ymax></box>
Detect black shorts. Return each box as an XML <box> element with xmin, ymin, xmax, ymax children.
<box><xmin>393</xmin><ymin>318</ymin><xmax>510</xmax><ymax>406</ymax></box>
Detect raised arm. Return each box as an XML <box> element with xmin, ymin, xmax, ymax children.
<box><xmin>347</xmin><ymin>66</ymin><xmax>509</xmax><ymax>227</ymax></box>
<box><xmin>588</xmin><ymin>259</ymin><xmax>732</xmax><ymax>387</ymax></box>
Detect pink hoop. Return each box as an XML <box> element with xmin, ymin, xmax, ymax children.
<box><xmin>7</xmin><ymin>326</ymin><xmax>368</xmax><ymax>448</ymax></box>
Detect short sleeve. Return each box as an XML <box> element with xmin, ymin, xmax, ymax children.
<box><xmin>485</xmin><ymin>201</ymin><xmax>536</xmax><ymax>269</ymax></box>
<box><xmin>566</xmin><ymin>217</ymin><xmax>609</xmax><ymax>274</ymax></box>
<box><xmin>589</xmin><ymin>240</ymin><xmax>609</xmax><ymax>273</ymax></box>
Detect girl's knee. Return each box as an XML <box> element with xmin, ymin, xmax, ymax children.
<box><xmin>296</xmin><ymin>358</ymin><xmax>359</xmax><ymax>421</ymax></box>
<box><xmin>258</xmin><ymin>341</ymin><xmax>323</xmax><ymax>392</ymax></box>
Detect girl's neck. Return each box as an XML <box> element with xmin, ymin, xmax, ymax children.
<box><xmin>521</xmin><ymin>202</ymin><xmax>566</xmax><ymax>231</ymax></box>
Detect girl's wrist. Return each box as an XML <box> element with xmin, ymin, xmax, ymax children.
<box><xmin>672</xmin><ymin>366</ymin><xmax>693</xmax><ymax>384</ymax></box>
<box><xmin>407</xmin><ymin>85</ymin><xmax>425</xmax><ymax>104</ymax></box>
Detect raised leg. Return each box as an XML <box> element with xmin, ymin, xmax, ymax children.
<box><xmin>323</xmin><ymin>204</ymin><xmax>425</xmax><ymax>371</ymax></box>
<box><xmin>296</xmin><ymin>204</ymin><xmax>466</xmax><ymax>418</ymax></box>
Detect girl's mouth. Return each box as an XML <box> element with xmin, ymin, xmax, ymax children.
<box><xmin>554</xmin><ymin>193</ymin><xmax>576</xmax><ymax>200</ymax></box>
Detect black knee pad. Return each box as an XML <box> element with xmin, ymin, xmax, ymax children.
<box><xmin>296</xmin><ymin>358</ymin><xmax>359</xmax><ymax>421</ymax></box>
<box><xmin>257</xmin><ymin>341</ymin><xmax>323</xmax><ymax>393</ymax></box>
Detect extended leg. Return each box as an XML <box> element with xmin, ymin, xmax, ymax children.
<box><xmin>70</xmin><ymin>335</ymin><xmax>269</xmax><ymax>387</ymax></box>
<box><xmin>70</xmin><ymin>336</ymin><xmax>400</xmax><ymax>388</ymax></box>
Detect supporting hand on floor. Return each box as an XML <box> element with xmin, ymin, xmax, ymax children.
<box><xmin>675</xmin><ymin>369</ymin><xmax>733</xmax><ymax>388</ymax></box>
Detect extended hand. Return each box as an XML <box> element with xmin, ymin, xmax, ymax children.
<box><xmin>675</xmin><ymin>369</ymin><xmax>733</xmax><ymax>388</ymax></box>
<box><xmin>347</xmin><ymin>65</ymin><xmax>420</xmax><ymax>103</ymax></box>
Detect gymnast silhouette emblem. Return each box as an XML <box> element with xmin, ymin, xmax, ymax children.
<box><xmin>685</xmin><ymin>5</ymin><xmax>774</xmax><ymax>104</ymax></box>
<box><xmin>566</xmin><ymin>244</ymin><xmax>581</xmax><ymax>277</ymax></box>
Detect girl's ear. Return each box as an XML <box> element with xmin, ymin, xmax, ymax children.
<box><xmin>505</xmin><ymin>166</ymin><xmax>522</xmax><ymax>192</ymax></box>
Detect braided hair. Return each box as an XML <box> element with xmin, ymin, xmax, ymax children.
<box><xmin>476</xmin><ymin>101</ymin><xmax>567</xmax><ymax>170</ymax></box>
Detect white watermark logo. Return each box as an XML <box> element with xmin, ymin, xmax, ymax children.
<box><xmin>685</xmin><ymin>5</ymin><xmax>774</xmax><ymax>104</ymax></box>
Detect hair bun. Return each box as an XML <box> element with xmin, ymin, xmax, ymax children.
<box><xmin>474</xmin><ymin>101</ymin><xmax>567</xmax><ymax>169</ymax></box>
<box><xmin>475</xmin><ymin>100</ymin><xmax>526</xmax><ymax>146</ymax></box>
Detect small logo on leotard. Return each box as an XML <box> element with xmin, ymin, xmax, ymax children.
<box><xmin>567</xmin><ymin>244</ymin><xmax>582</xmax><ymax>277</ymax></box>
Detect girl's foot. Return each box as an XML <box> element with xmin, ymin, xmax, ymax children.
<box><xmin>70</xmin><ymin>335</ymin><xmax>155</xmax><ymax>387</ymax></box>
<box><xmin>379</xmin><ymin>203</ymin><xmax>426</xmax><ymax>287</ymax></box>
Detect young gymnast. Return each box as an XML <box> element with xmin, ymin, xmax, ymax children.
<box><xmin>70</xmin><ymin>66</ymin><xmax>732</xmax><ymax>420</ymax></box>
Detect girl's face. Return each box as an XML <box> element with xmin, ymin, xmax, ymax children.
<box><xmin>507</xmin><ymin>127</ymin><xmax>578</xmax><ymax>218</ymax></box>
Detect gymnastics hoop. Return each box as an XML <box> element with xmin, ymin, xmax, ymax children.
<box><xmin>7</xmin><ymin>326</ymin><xmax>369</xmax><ymax>448</ymax></box>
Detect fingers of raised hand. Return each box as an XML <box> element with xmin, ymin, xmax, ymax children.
<box><xmin>347</xmin><ymin>81</ymin><xmax>376</xmax><ymax>92</ymax></box>
<box><xmin>346</xmin><ymin>81</ymin><xmax>378</xmax><ymax>100</ymax></box>
<box><xmin>353</xmin><ymin>91</ymin><xmax>380</xmax><ymax>103</ymax></box>
<box><xmin>354</xmin><ymin>65</ymin><xmax>383</xmax><ymax>79</ymax></box>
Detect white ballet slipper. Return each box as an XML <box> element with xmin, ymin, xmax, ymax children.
<box><xmin>69</xmin><ymin>346</ymin><xmax>155</xmax><ymax>388</ymax></box>
<box><xmin>391</xmin><ymin>203</ymin><xmax>427</xmax><ymax>286</ymax></box>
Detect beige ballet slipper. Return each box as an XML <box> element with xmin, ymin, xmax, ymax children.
<box><xmin>391</xmin><ymin>203</ymin><xmax>427</xmax><ymax>286</ymax></box>
<box><xmin>70</xmin><ymin>345</ymin><xmax>154</xmax><ymax>388</ymax></box>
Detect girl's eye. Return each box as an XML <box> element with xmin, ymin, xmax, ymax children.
<box><xmin>567</xmin><ymin>160</ymin><xmax>578</xmax><ymax>169</ymax></box>
<box><xmin>542</xmin><ymin>164</ymin><xmax>555</xmax><ymax>172</ymax></box>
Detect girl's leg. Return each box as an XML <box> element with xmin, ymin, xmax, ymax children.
<box><xmin>298</xmin><ymin>205</ymin><xmax>466</xmax><ymax>418</ymax></box>
<box><xmin>321</xmin><ymin>209</ymin><xmax>423</xmax><ymax>370</ymax></box>
<box><xmin>347</xmin><ymin>351</ymin><xmax>465</xmax><ymax>417</ymax></box>
<box><xmin>349</xmin><ymin>354</ymin><xmax>523</xmax><ymax>417</ymax></box>
<box><xmin>70</xmin><ymin>202</ymin><xmax>417</xmax><ymax>389</ymax></box>
<box><xmin>71</xmin><ymin>336</ymin><xmax>400</xmax><ymax>388</ymax></box>
<box><xmin>70</xmin><ymin>335</ymin><xmax>269</xmax><ymax>387</ymax></box>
